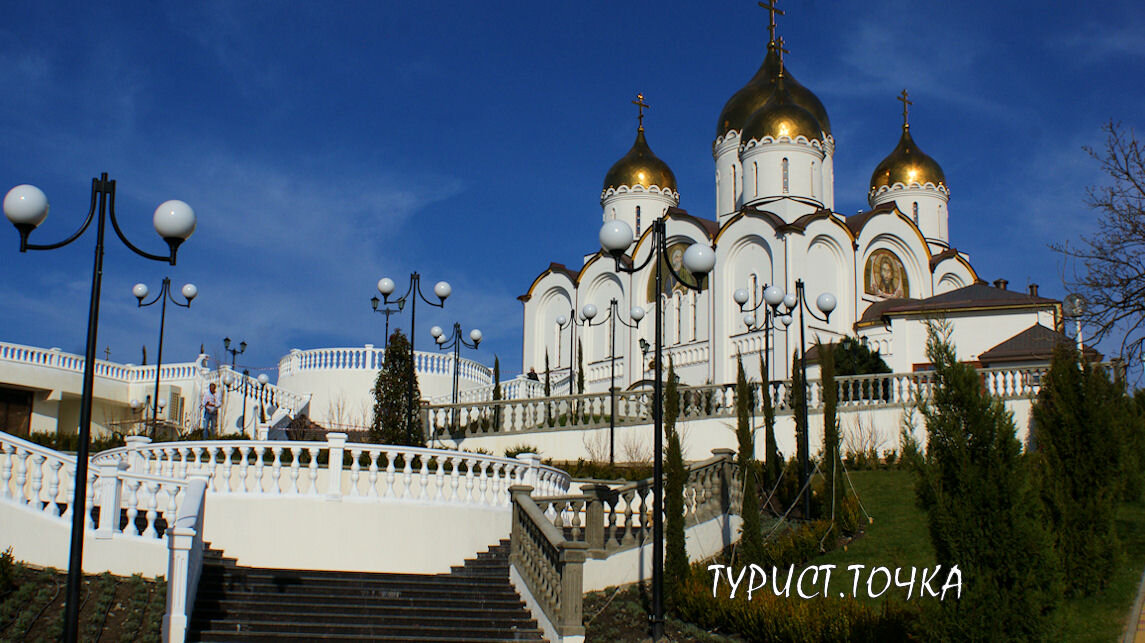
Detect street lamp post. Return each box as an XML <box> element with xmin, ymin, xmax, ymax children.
<box><xmin>222</xmin><ymin>369</ymin><xmax>253</xmax><ymax>435</ymax></box>
<box><xmin>257</xmin><ymin>373</ymin><xmax>269</xmax><ymax>424</ymax></box>
<box><xmin>376</xmin><ymin>273</ymin><xmax>451</xmax><ymax>444</ymax></box>
<box><xmin>431</xmin><ymin>323</ymin><xmax>483</xmax><ymax>439</ymax></box>
<box><xmin>599</xmin><ymin>218</ymin><xmax>715</xmax><ymax>640</ymax></box>
<box><xmin>733</xmin><ymin>284</ymin><xmax>792</xmax><ymax>412</ymax></box>
<box><xmin>133</xmin><ymin>278</ymin><xmax>198</xmax><ymax>434</ymax></box>
<box><xmin>370</xmin><ymin>295</ymin><xmax>403</xmax><ymax>349</ymax></box>
<box><xmin>568</xmin><ymin>299</ymin><xmax>643</xmax><ymax>465</ymax></box>
<box><xmin>3</xmin><ymin>176</ymin><xmax>196</xmax><ymax>642</ymax></box>
<box><xmin>789</xmin><ymin>279</ymin><xmax>836</xmax><ymax>519</ymax></box>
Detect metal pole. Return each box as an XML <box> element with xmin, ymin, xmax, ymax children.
<box><xmin>569</xmin><ymin>317</ymin><xmax>576</xmax><ymax>396</ymax></box>
<box><xmin>407</xmin><ymin>273</ymin><xmax>418</xmax><ymax>445</ymax></box>
<box><xmin>651</xmin><ymin>220</ymin><xmax>664</xmax><ymax>640</ymax></box>
<box><xmin>240</xmin><ymin>370</ymin><xmax>248</xmax><ymax>434</ymax></box>
<box><xmin>151</xmin><ymin>278</ymin><xmax>169</xmax><ymax>432</ymax></box>
<box><xmin>452</xmin><ymin>324</ymin><xmax>461</xmax><ymax>435</ymax></box>
<box><xmin>797</xmin><ymin>280</ymin><xmax>811</xmax><ymax>519</ymax></box>
<box><xmin>62</xmin><ymin>176</ymin><xmax>110</xmax><ymax>642</ymax></box>
<box><xmin>609</xmin><ymin>299</ymin><xmax>616</xmax><ymax>466</ymax></box>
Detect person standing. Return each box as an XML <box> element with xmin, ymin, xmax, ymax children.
<box><xmin>201</xmin><ymin>382</ymin><xmax>220</xmax><ymax>438</ymax></box>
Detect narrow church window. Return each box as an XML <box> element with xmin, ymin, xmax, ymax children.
<box><xmin>752</xmin><ymin>161</ymin><xmax>759</xmax><ymax>198</ymax></box>
<box><xmin>782</xmin><ymin>158</ymin><xmax>789</xmax><ymax>194</ymax></box>
<box><xmin>810</xmin><ymin>161</ymin><xmax>816</xmax><ymax>198</ymax></box>
<box><xmin>635</xmin><ymin>205</ymin><xmax>641</xmax><ymax>236</ymax></box>
<box><xmin>691</xmin><ymin>291</ymin><xmax>698</xmax><ymax>342</ymax></box>
<box><xmin>732</xmin><ymin>165</ymin><xmax>738</xmax><ymax>199</ymax></box>
<box><xmin>912</xmin><ymin>202</ymin><xmax>919</xmax><ymax>224</ymax></box>
<box><xmin>674</xmin><ymin>293</ymin><xmax>682</xmax><ymax>344</ymax></box>
<box><xmin>610</xmin><ymin>208</ymin><xmax>616</xmax><ymax>221</ymax></box>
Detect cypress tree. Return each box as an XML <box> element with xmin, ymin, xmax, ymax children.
<box><xmin>760</xmin><ymin>352</ymin><xmax>782</xmax><ymax>495</ymax></box>
<box><xmin>664</xmin><ymin>358</ymin><xmax>689</xmax><ymax>600</ymax></box>
<box><xmin>736</xmin><ymin>357</ymin><xmax>765</xmax><ymax>564</ymax></box>
<box><xmin>915</xmin><ymin>323</ymin><xmax>1059</xmax><ymax>640</ymax></box>
<box><xmin>544</xmin><ymin>350</ymin><xmax>552</xmax><ymax>427</ymax></box>
<box><xmin>491</xmin><ymin>355</ymin><xmax>502</xmax><ymax>430</ymax></box>
<box><xmin>819</xmin><ymin>340</ymin><xmax>845</xmax><ymax>525</ymax></box>
<box><xmin>790</xmin><ymin>350</ymin><xmax>808</xmax><ymax>514</ymax></box>
<box><xmin>370</xmin><ymin>329</ymin><xmax>423</xmax><ymax>446</ymax></box>
<box><xmin>1032</xmin><ymin>345</ymin><xmax>1122</xmax><ymax>596</ymax></box>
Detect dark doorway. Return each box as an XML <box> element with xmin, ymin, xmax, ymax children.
<box><xmin>0</xmin><ymin>387</ymin><xmax>33</xmax><ymax>437</ymax></box>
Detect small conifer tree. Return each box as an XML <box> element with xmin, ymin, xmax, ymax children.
<box><xmin>491</xmin><ymin>356</ymin><xmax>502</xmax><ymax>430</ymax></box>
<box><xmin>1032</xmin><ymin>345</ymin><xmax>1123</xmax><ymax>596</ymax></box>
<box><xmin>790</xmin><ymin>350</ymin><xmax>808</xmax><ymax>514</ymax></box>
<box><xmin>819</xmin><ymin>340</ymin><xmax>845</xmax><ymax>524</ymax></box>
<box><xmin>370</xmin><ymin>329</ymin><xmax>423</xmax><ymax>446</ymax></box>
<box><xmin>544</xmin><ymin>350</ymin><xmax>552</xmax><ymax>427</ymax></box>
<box><xmin>736</xmin><ymin>357</ymin><xmax>765</xmax><ymax>563</ymax></box>
<box><xmin>760</xmin><ymin>352</ymin><xmax>782</xmax><ymax>494</ymax></box>
<box><xmin>664</xmin><ymin>358</ymin><xmax>689</xmax><ymax>600</ymax></box>
<box><xmin>915</xmin><ymin>322</ymin><xmax>1059</xmax><ymax>640</ymax></box>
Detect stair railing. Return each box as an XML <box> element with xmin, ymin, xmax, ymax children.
<box><xmin>161</xmin><ymin>476</ymin><xmax>208</xmax><ymax>643</ymax></box>
<box><xmin>508</xmin><ymin>449</ymin><xmax>740</xmax><ymax>639</ymax></box>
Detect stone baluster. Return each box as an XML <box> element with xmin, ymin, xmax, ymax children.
<box><xmin>96</xmin><ymin>461</ymin><xmax>128</xmax><ymax>538</ymax></box>
<box><xmin>367</xmin><ymin>451</ymin><xmax>380</xmax><ymax>497</ymax></box>
<box><xmin>307</xmin><ymin>446</ymin><xmax>320</xmax><ymax>495</ymax></box>
<box><xmin>579</xmin><ymin>484</ymin><xmax>609</xmax><ymax>557</ymax></box>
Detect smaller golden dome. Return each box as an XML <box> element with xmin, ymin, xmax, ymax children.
<box><xmin>741</xmin><ymin>81</ymin><xmax>822</xmax><ymax>145</ymax></box>
<box><xmin>603</xmin><ymin>128</ymin><xmax>678</xmax><ymax>193</ymax></box>
<box><xmin>869</xmin><ymin>126</ymin><xmax>946</xmax><ymax>191</ymax></box>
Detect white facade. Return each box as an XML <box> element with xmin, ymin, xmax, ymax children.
<box><xmin>520</xmin><ymin>39</ymin><xmax>1060</xmax><ymax>393</ymax></box>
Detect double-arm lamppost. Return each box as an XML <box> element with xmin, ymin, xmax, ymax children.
<box><xmin>370</xmin><ymin>294</ymin><xmax>403</xmax><ymax>350</ymax></box>
<box><xmin>733</xmin><ymin>284</ymin><xmax>792</xmax><ymax>407</ymax></box>
<box><xmin>376</xmin><ymin>273</ymin><xmax>451</xmax><ymax>444</ymax></box>
<box><xmin>563</xmin><ymin>299</ymin><xmax>644</xmax><ymax>464</ymax></box>
<box><xmin>133</xmin><ymin>278</ymin><xmax>198</xmax><ymax>433</ymax></box>
<box><xmin>431</xmin><ymin>322</ymin><xmax>483</xmax><ymax>437</ymax></box>
<box><xmin>3</xmin><ymin>176</ymin><xmax>196</xmax><ymax>642</ymax></box>
<box><xmin>599</xmin><ymin>218</ymin><xmax>714</xmax><ymax>640</ymax></box>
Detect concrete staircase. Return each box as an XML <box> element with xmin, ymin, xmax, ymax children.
<box><xmin>187</xmin><ymin>540</ymin><xmax>544</xmax><ymax>641</ymax></box>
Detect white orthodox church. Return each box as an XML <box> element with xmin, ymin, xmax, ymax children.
<box><xmin>519</xmin><ymin>22</ymin><xmax>1068</xmax><ymax>393</ymax></box>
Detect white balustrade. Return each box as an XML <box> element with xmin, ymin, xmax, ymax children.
<box><xmin>91</xmin><ymin>435</ymin><xmax>571</xmax><ymax>504</ymax></box>
<box><xmin>277</xmin><ymin>345</ymin><xmax>493</xmax><ymax>389</ymax></box>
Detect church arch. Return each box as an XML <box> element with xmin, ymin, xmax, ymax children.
<box><xmin>862</xmin><ymin>233</ymin><xmax>926</xmax><ymax>301</ymax></box>
<box><xmin>536</xmin><ymin>286</ymin><xmax>574</xmax><ymax>370</ymax></box>
<box><xmin>582</xmin><ymin>273</ymin><xmax>625</xmax><ymax>364</ymax></box>
<box><xmin>806</xmin><ymin>234</ymin><xmax>847</xmax><ymax>332</ymax></box>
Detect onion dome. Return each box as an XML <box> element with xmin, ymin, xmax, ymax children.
<box><xmin>602</xmin><ymin>127</ymin><xmax>677</xmax><ymax>193</ymax></box>
<box><xmin>741</xmin><ymin>78</ymin><xmax>823</xmax><ymax>144</ymax></box>
<box><xmin>716</xmin><ymin>47</ymin><xmax>831</xmax><ymax>140</ymax></box>
<box><xmin>869</xmin><ymin>125</ymin><xmax>946</xmax><ymax>191</ymax></box>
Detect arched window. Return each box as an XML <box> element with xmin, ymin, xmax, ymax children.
<box><xmin>810</xmin><ymin>161</ymin><xmax>817</xmax><ymax>198</ymax></box>
<box><xmin>912</xmin><ymin>202</ymin><xmax>919</xmax><ymax>224</ymax></box>
<box><xmin>782</xmin><ymin>158</ymin><xmax>789</xmax><ymax>194</ymax></box>
<box><xmin>752</xmin><ymin>161</ymin><xmax>759</xmax><ymax>198</ymax></box>
<box><xmin>732</xmin><ymin>165</ymin><xmax>738</xmax><ymax>199</ymax></box>
<box><xmin>635</xmin><ymin>205</ymin><xmax>641</xmax><ymax>236</ymax></box>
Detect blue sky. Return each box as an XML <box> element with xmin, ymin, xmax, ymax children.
<box><xmin>1</xmin><ymin>0</ymin><xmax>1142</xmax><ymax>381</ymax></box>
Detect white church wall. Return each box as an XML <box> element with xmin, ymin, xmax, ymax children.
<box><xmin>741</xmin><ymin>141</ymin><xmax>824</xmax><ymax>210</ymax></box>
<box><xmin>714</xmin><ymin>136</ymin><xmax>741</xmax><ymax>220</ymax></box>
<box><xmin>884</xmin><ymin>308</ymin><xmax>1051</xmax><ymax>371</ymax></box>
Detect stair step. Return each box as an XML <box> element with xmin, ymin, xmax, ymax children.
<box><xmin>190</xmin><ymin>619</ymin><xmax>543</xmax><ymax>639</ymax></box>
<box><xmin>192</xmin><ymin>602</ymin><xmax>537</xmax><ymax>621</ymax></box>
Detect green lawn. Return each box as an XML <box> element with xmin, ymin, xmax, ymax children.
<box><xmin>808</xmin><ymin>468</ymin><xmax>1145</xmax><ymax>639</ymax></box>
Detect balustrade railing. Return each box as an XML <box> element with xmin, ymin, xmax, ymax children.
<box><xmin>277</xmin><ymin>346</ymin><xmax>493</xmax><ymax>388</ymax></box>
<box><xmin>208</xmin><ymin>367</ymin><xmax>310</xmax><ymax>417</ymax></box>
<box><xmin>92</xmin><ymin>435</ymin><xmax>571</xmax><ymax>503</ymax></box>
<box><xmin>428</xmin><ymin>365</ymin><xmax>1053</xmax><ymax>438</ymax></box>
<box><xmin>0</xmin><ymin>340</ymin><xmax>206</xmax><ymax>385</ymax></box>
<box><xmin>509</xmin><ymin>449</ymin><xmax>739</xmax><ymax>640</ymax></box>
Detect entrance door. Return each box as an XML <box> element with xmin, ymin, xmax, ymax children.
<box><xmin>0</xmin><ymin>387</ymin><xmax>33</xmax><ymax>437</ymax></box>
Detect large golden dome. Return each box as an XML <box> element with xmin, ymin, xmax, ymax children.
<box><xmin>603</xmin><ymin>128</ymin><xmax>677</xmax><ymax>193</ymax></box>
<box><xmin>869</xmin><ymin>126</ymin><xmax>946</xmax><ymax>191</ymax></box>
<box><xmin>741</xmin><ymin>81</ymin><xmax>823</xmax><ymax>144</ymax></box>
<box><xmin>716</xmin><ymin>47</ymin><xmax>831</xmax><ymax>140</ymax></box>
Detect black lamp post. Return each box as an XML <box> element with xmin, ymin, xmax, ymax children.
<box><xmin>133</xmin><ymin>278</ymin><xmax>197</xmax><ymax>434</ymax></box>
<box><xmin>431</xmin><ymin>322</ymin><xmax>483</xmax><ymax>439</ymax></box>
<box><xmin>376</xmin><ymin>273</ymin><xmax>451</xmax><ymax>444</ymax></box>
<box><xmin>733</xmin><ymin>283</ymin><xmax>793</xmax><ymax>413</ymax></box>
<box><xmin>599</xmin><ymin>217</ymin><xmax>715</xmax><ymax>640</ymax></box>
<box><xmin>222</xmin><ymin>368</ymin><xmax>253</xmax><ymax>434</ymax></box>
<box><xmin>789</xmin><ymin>279</ymin><xmax>836</xmax><ymax>518</ymax></box>
<box><xmin>370</xmin><ymin>295</ymin><xmax>403</xmax><ymax>349</ymax></box>
<box><xmin>3</xmin><ymin>176</ymin><xmax>196</xmax><ymax>642</ymax></box>
<box><xmin>555</xmin><ymin>305</ymin><xmax>604</xmax><ymax>397</ymax></box>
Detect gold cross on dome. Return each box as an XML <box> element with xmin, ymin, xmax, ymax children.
<box><xmin>898</xmin><ymin>89</ymin><xmax>913</xmax><ymax>128</ymax></box>
<box><xmin>632</xmin><ymin>93</ymin><xmax>649</xmax><ymax>129</ymax></box>
<box><xmin>759</xmin><ymin>0</ymin><xmax>784</xmax><ymax>45</ymax></box>
<box><xmin>775</xmin><ymin>36</ymin><xmax>790</xmax><ymax>75</ymax></box>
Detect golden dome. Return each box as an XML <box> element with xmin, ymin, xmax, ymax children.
<box><xmin>603</xmin><ymin>128</ymin><xmax>678</xmax><ymax>193</ymax></box>
<box><xmin>741</xmin><ymin>80</ymin><xmax>823</xmax><ymax>144</ymax></box>
<box><xmin>716</xmin><ymin>47</ymin><xmax>831</xmax><ymax>140</ymax></box>
<box><xmin>869</xmin><ymin>126</ymin><xmax>947</xmax><ymax>191</ymax></box>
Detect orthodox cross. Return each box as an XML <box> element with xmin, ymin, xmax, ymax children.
<box><xmin>103</xmin><ymin>346</ymin><xmax>111</xmax><ymax>360</ymax></box>
<box><xmin>775</xmin><ymin>36</ymin><xmax>790</xmax><ymax>76</ymax></box>
<box><xmin>632</xmin><ymin>93</ymin><xmax>649</xmax><ymax>130</ymax></box>
<box><xmin>759</xmin><ymin>0</ymin><xmax>784</xmax><ymax>45</ymax></box>
<box><xmin>898</xmin><ymin>89</ymin><xmax>912</xmax><ymax>128</ymax></box>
